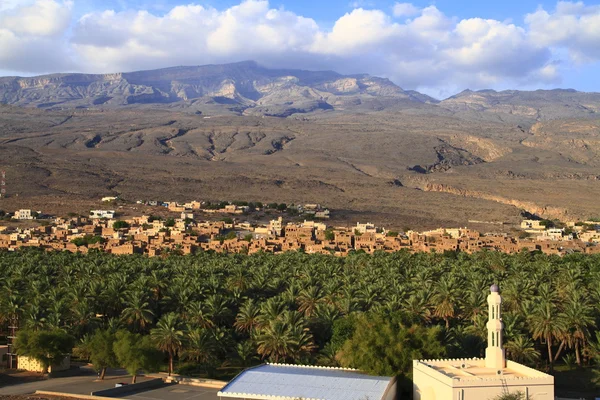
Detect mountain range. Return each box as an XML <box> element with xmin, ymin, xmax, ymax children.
<box><xmin>2</xmin><ymin>61</ymin><xmax>599</xmax><ymax>120</ymax></box>
<box><xmin>1</xmin><ymin>61</ymin><xmax>600</xmax><ymax>229</ymax></box>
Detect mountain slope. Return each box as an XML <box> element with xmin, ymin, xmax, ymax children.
<box><xmin>440</xmin><ymin>89</ymin><xmax>600</xmax><ymax>120</ymax></box>
<box><xmin>0</xmin><ymin>61</ymin><xmax>432</xmax><ymax>116</ymax></box>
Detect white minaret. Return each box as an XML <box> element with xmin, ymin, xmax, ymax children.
<box><xmin>485</xmin><ymin>284</ymin><xmax>506</xmax><ymax>369</ymax></box>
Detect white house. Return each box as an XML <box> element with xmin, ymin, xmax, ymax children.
<box><xmin>13</xmin><ymin>209</ymin><xmax>33</xmax><ymax>220</ymax></box>
<box><xmin>90</xmin><ymin>210</ymin><xmax>115</xmax><ymax>219</ymax></box>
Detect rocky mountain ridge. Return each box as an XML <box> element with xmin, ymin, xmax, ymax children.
<box><xmin>440</xmin><ymin>88</ymin><xmax>600</xmax><ymax>120</ymax></box>
<box><xmin>3</xmin><ymin>61</ymin><xmax>600</xmax><ymax>120</ymax></box>
<box><xmin>0</xmin><ymin>61</ymin><xmax>437</xmax><ymax>116</ymax></box>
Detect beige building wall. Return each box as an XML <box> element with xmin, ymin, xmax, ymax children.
<box><xmin>413</xmin><ymin>360</ymin><xmax>554</xmax><ymax>400</ymax></box>
<box><xmin>18</xmin><ymin>355</ymin><xmax>70</xmax><ymax>373</ymax></box>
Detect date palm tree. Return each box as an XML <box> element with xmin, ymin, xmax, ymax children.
<box><xmin>529</xmin><ymin>299</ymin><xmax>566</xmax><ymax>371</ymax></box>
<box><xmin>561</xmin><ymin>294</ymin><xmax>594</xmax><ymax>366</ymax></box>
<box><xmin>255</xmin><ymin>320</ymin><xmax>295</xmax><ymax>363</ymax></box>
<box><xmin>432</xmin><ymin>277</ymin><xmax>459</xmax><ymax>329</ymax></box>
<box><xmin>234</xmin><ymin>299</ymin><xmax>261</xmax><ymax>334</ymax></box>
<box><xmin>180</xmin><ymin>328</ymin><xmax>217</xmax><ymax>373</ymax></box>
<box><xmin>151</xmin><ymin>313</ymin><xmax>186</xmax><ymax>375</ymax></box>
<box><xmin>121</xmin><ymin>291</ymin><xmax>154</xmax><ymax>332</ymax></box>
<box><xmin>505</xmin><ymin>335</ymin><xmax>540</xmax><ymax>365</ymax></box>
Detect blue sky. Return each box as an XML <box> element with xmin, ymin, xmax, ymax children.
<box><xmin>1</xmin><ymin>0</ymin><xmax>599</xmax><ymax>98</ymax></box>
<box><xmin>76</xmin><ymin>0</ymin><xmax>559</xmax><ymax>23</ymax></box>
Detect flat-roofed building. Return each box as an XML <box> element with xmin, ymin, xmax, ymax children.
<box><xmin>14</xmin><ymin>209</ymin><xmax>33</xmax><ymax>220</ymax></box>
<box><xmin>413</xmin><ymin>285</ymin><xmax>554</xmax><ymax>400</ymax></box>
<box><xmin>218</xmin><ymin>363</ymin><xmax>397</xmax><ymax>400</ymax></box>
<box><xmin>90</xmin><ymin>210</ymin><xmax>115</xmax><ymax>219</ymax></box>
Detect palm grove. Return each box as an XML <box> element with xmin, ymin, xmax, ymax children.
<box><xmin>2</xmin><ymin>248</ymin><xmax>600</xmax><ymax>385</ymax></box>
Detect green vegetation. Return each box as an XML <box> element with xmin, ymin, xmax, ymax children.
<box><xmin>113</xmin><ymin>330</ymin><xmax>162</xmax><ymax>383</ymax></box>
<box><xmin>338</xmin><ymin>314</ymin><xmax>445</xmax><ymax>376</ymax></box>
<box><xmin>214</xmin><ymin>231</ymin><xmax>238</xmax><ymax>242</ymax></box>
<box><xmin>494</xmin><ymin>391</ymin><xmax>529</xmax><ymax>400</ymax></box>
<box><xmin>71</xmin><ymin>235</ymin><xmax>105</xmax><ymax>247</ymax></box>
<box><xmin>77</xmin><ymin>329</ymin><xmax>118</xmax><ymax>379</ymax></box>
<box><xmin>164</xmin><ymin>218</ymin><xmax>176</xmax><ymax>227</ymax></box>
<box><xmin>112</xmin><ymin>220</ymin><xmax>130</xmax><ymax>230</ymax></box>
<box><xmin>2</xmin><ymin>249</ymin><xmax>600</xmax><ymax>391</ymax></box>
<box><xmin>14</xmin><ymin>329</ymin><xmax>74</xmax><ymax>374</ymax></box>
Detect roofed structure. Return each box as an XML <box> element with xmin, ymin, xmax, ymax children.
<box><xmin>413</xmin><ymin>284</ymin><xmax>554</xmax><ymax>400</ymax></box>
<box><xmin>217</xmin><ymin>363</ymin><xmax>397</xmax><ymax>400</ymax></box>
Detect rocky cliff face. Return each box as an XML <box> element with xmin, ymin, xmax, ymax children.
<box><xmin>0</xmin><ymin>61</ymin><xmax>429</xmax><ymax>115</ymax></box>
<box><xmin>406</xmin><ymin>178</ymin><xmax>573</xmax><ymax>221</ymax></box>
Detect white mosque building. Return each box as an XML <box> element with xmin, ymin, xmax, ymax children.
<box><xmin>413</xmin><ymin>284</ymin><xmax>555</xmax><ymax>400</ymax></box>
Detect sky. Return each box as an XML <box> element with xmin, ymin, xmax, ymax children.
<box><xmin>0</xmin><ymin>0</ymin><xmax>599</xmax><ymax>98</ymax></box>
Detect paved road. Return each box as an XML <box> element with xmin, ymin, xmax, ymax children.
<box><xmin>125</xmin><ymin>385</ymin><xmax>219</xmax><ymax>400</ymax></box>
<box><xmin>0</xmin><ymin>368</ymin><xmax>149</xmax><ymax>396</ymax></box>
<box><xmin>0</xmin><ymin>367</ymin><xmax>220</xmax><ymax>400</ymax></box>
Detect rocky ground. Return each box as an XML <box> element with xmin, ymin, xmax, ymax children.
<box><xmin>1</xmin><ymin>98</ymin><xmax>599</xmax><ymax>229</ymax></box>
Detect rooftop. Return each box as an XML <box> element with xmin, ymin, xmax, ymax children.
<box><xmin>218</xmin><ymin>363</ymin><xmax>394</xmax><ymax>400</ymax></box>
<box><xmin>414</xmin><ymin>358</ymin><xmax>552</xmax><ymax>382</ymax></box>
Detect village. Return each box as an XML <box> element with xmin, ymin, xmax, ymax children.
<box><xmin>1</xmin><ymin>198</ymin><xmax>600</xmax><ymax>257</ymax></box>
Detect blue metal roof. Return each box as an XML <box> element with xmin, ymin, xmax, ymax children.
<box><xmin>218</xmin><ymin>363</ymin><xmax>394</xmax><ymax>400</ymax></box>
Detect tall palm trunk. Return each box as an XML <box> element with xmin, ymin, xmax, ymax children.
<box><xmin>553</xmin><ymin>340</ymin><xmax>565</xmax><ymax>363</ymax></box>
<box><xmin>575</xmin><ymin>340</ymin><xmax>581</xmax><ymax>366</ymax></box>
<box><xmin>169</xmin><ymin>349</ymin><xmax>173</xmax><ymax>376</ymax></box>
<box><xmin>546</xmin><ymin>336</ymin><xmax>553</xmax><ymax>372</ymax></box>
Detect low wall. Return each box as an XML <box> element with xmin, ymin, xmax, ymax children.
<box><xmin>168</xmin><ymin>376</ymin><xmax>226</xmax><ymax>389</ymax></box>
<box><xmin>90</xmin><ymin>378</ymin><xmax>165</xmax><ymax>397</ymax></box>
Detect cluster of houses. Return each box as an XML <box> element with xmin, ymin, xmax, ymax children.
<box><xmin>2</xmin><ymin>206</ymin><xmax>600</xmax><ymax>256</ymax></box>
<box><xmin>135</xmin><ymin>200</ymin><xmax>331</xmax><ymax>219</ymax></box>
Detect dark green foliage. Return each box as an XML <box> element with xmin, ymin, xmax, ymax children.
<box><xmin>2</xmin><ymin>249</ymin><xmax>600</xmax><ymax>380</ymax></box>
<box><xmin>112</xmin><ymin>220</ymin><xmax>130</xmax><ymax>230</ymax></box>
<box><xmin>14</xmin><ymin>329</ymin><xmax>75</xmax><ymax>374</ymax></box>
<box><xmin>87</xmin><ymin>329</ymin><xmax>118</xmax><ymax>379</ymax></box>
<box><xmin>165</xmin><ymin>218</ymin><xmax>176</xmax><ymax>227</ymax></box>
<box><xmin>324</xmin><ymin>230</ymin><xmax>335</xmax><ymax>241</ymax></box>
<box><xmin>338</xmin><ymin>314</ymin><xmax>445</xmax><ymax>376</ymax></box>
<box><xmin>330</xmin><ymin>316</ymin><xmax>357</xmax><ymax>353</ymax></box>
<box><xmin>113</xmin><ymin>330</ymin><xmax>162</xmax><ymax>383</ymax></box>
<box><xmin>71</xmin><ymin>235</ymin><xmax>105</xmax><ymax>247</ymax></box>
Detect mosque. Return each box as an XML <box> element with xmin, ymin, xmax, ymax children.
<box><xmin>413</xmin><ymin>284</ymin><xmax>555</xmax><ymax>400</ymax></box>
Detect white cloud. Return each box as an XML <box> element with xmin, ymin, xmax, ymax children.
<box><xmin>0</xmin><ymin>0</ymin><xmax>74</xmax><ymax>73</ymax></box>
<box><xmin>392</xmin><ymin>2</ymin><xmax>420</xmax><ymax>18</ymax></box>
<box><xmin>526</xmin><ymin>1</ymin><xmax>600</xmax><ymax>63</ymax></box>
<box><xmin>0</xmin><ymin>0</ymin><xmax>71</xmax><ymax>36</ymax></box>
<box><xmin>0</xmin><ymin>0</ymin><xmax>599</xmax><ymax>94</ymax></box>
